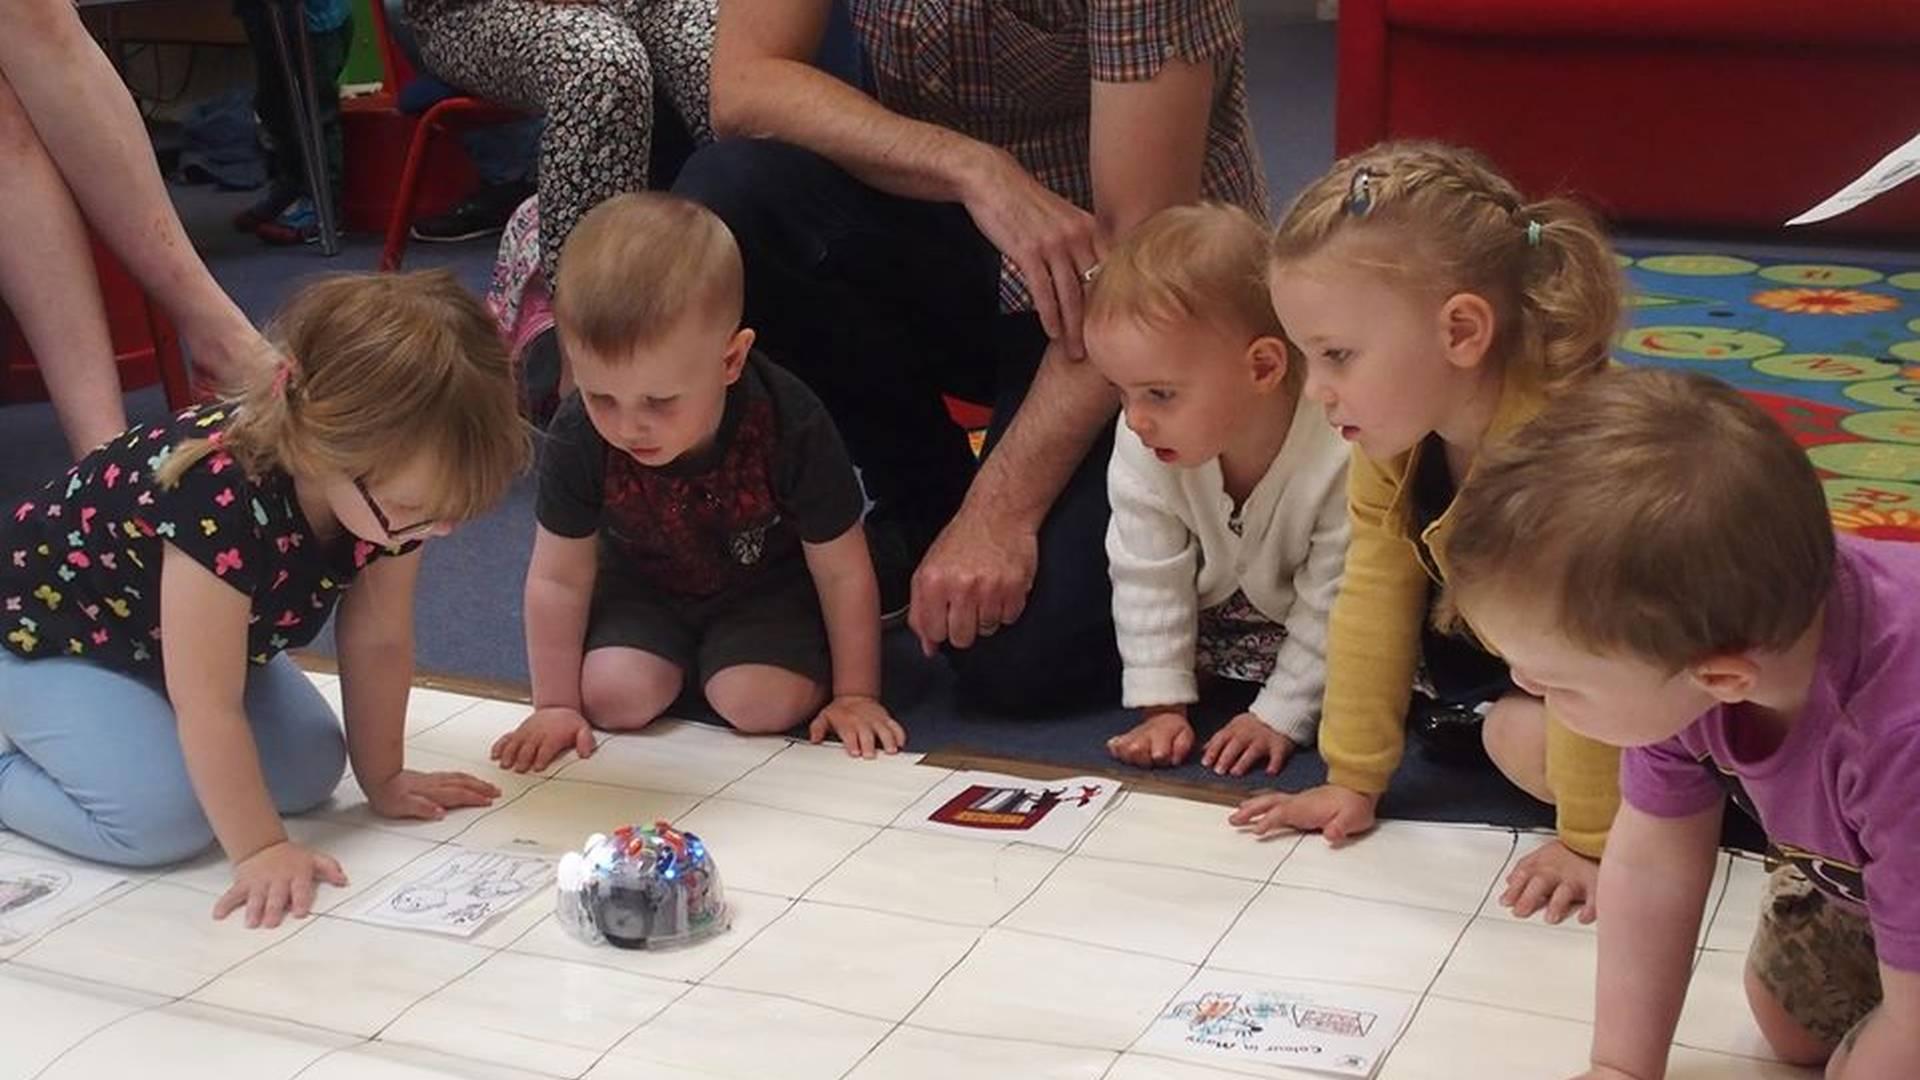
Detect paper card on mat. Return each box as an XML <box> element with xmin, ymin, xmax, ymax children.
<box><xmin>1138</xmin><ymin>971</ymin><xmax>1416</xmax><ymax>1078</ymax></box>
<box><xmin>0</xmin><ymin>853</ymin><xmax>129</xmax><ymax>944</ymax></box>
<box><xmin>347</xmin><ymin>847</ymin><xmax>553</xmax><ymax>937</ymax></box>
<box><xmin>1787</xmin><ymin>130</ymin><xmax>1920</xmax><ymax>226</ymax></box>
<box><xmin>899</xmin><ymin>770</ymin><xmax>1119</xmax><ymax>850</ymax></box>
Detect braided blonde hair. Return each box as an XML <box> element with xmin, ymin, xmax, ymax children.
<box><xmin>1270</xmin><ymin>141</ymin><xmax>1622</xmax><ymax>389</ymax></box>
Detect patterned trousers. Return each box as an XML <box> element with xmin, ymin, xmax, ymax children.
<box><xmin>408</xmin><ymin>0</ymin><xmax>715</xmax><ymax>281</ymax></box>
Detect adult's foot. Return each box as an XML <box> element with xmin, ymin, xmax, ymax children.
<box><xmin>411</xmin><ymin>180</ymin><xmax>533</xmax><ymax>243</ymax></box>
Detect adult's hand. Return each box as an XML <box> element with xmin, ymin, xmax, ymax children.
<box><xmin>959</xmin><ymin>146</ymin><xmax>1101</xmax><ymax>360</ymax></box>
<box><xmin>907</xmin><ymin>504</ymin><xmax>1039</xmax><ymax>655</ymax></box>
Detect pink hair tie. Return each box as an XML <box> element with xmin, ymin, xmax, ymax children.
<box><xmin>271</xmin><ymin>356</ymin><xmax>299</xmax><ymax>398</ymax></box>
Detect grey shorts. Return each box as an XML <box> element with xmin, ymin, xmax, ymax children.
<box><xmin>584</xmin><ymin>569</ymin><xmax>832</xmax><ymax>687</ymax></box>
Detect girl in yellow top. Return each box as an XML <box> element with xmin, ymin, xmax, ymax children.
<box><xmin>1233</xmin><ymin>142</ymin><xmax>1627</xmax><ymax>925</ymax></box>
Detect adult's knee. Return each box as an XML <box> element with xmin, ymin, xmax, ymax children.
<box><xmin>948</xmin><ymin>619</ymin><xmax>1119</xmax><ymax>716</ymax></box>
<box><xmin>673</xmin><ymin>138</ymin><xmax>809</xmax><ymax>240</ymax></box>
<box><xmin>556</xmin><ymin>36</ymin><xmax>653</xmax><ymax>115</ymax></box>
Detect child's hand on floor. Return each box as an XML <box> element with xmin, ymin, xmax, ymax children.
<box><xmin>1229</xmin><ymin>783</ymin><xmax>1378</xmax><ymax>842</ymax></box>
<box><xmin>215</xmin><ymin>840</ymin><xmax>347</xmax><ymax>929</ymax></box>
<box><xmin>809</xmin><ymin>695</ymin><xmax>907</xmax><ymax>758</ymax></box>
<box><xmin>1107</xmin><ymin>708</ymin><xmax>1194</xmax><ymax>768</ymax></box>
<box><xmin>1201</xmin><ymin>712</ymin><xmax>1296</xmax><ymax>777</ymax></box>
<box><xmin>369</xmin><ymin>769</ymin><xmax>502</xmax><ymax>821</ymax></box>
<box><xmin>1501</xmin><ymin>837</ymin><xmax>1599</xmax><ymax>925</ymax></box>
<box><xmin>492</xmin><ymin>706</ymin><xmax>596</xmax><ymax>774</ymax></box>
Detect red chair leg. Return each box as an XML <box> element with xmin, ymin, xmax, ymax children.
<box><xmin>381</xmin><ymin>110</ymin><xmax>442</xmax><ymax>272</ymax></box>
<box><xmin>150</xmin><ymin>307</ymin><xmax>195</xmax><ymax>409</ymax></box>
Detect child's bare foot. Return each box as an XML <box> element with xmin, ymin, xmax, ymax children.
<box><xmin>1107</xmin><ymin>708</ymin><xmax>1194</xmax><ymax>768</ymax></box>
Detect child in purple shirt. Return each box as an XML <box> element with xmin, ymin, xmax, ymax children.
<box><xmin>1439</xmin><ymin>367</ymin><xmax>1920</xmax><ymax>1080</ymax></box>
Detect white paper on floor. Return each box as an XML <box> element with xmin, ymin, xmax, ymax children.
<box><xmin>346</xmin><ymin>848</ymin><xmax>554</xmax><ymax>938</ymax></box>
<box><xmin>1788</xmin><ymin>129</ymin><xmax>1920</xmax><ymax>225</ymax></box>
<box><xmin>1138</xmin><ymin>971</ymin><xmax>1416</xmax><ymax>1078</ymax></box>
<box><xmin>899</xmin><ymin>770</ymin><xmax>1119</xmax><ymax>851</ymax></box>
<box><xmin>0</xmin><ymin>853</ymin><xmax>129</xmax><ymax>944</ymax></box>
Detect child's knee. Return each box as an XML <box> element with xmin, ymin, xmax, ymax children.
<box><xmin>1482</xmin><ymin>694</ymin><xmax>1553</xmax><ymax>800</ymax></box>
<box><xmin>1743</xmin><ymin>962</ymin><xmax>1836</xmax><ymax>1067</ymax></box>
<box><xmin>274</xmin><ymin>717</ymin><xmax>346</xmax><ymax>816</ymax></box>
<box><xmin>581</xmin><ymin>650</ymin><xmax>682</xmax><ymax>732</ymax></box>
<box><xmin>101</xmin><ymin>796</ymin><xmax>216</xmax><ymax>867</ymax></box>
<box><xmin>705</xmin><ymin>666</ymin><xmax>823</xmax><ymax>735</ymax></box>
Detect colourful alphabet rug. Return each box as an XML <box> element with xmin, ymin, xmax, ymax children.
<box><xmin>1615</xmin><ymin>252</ymin><xmax>1920</xmax><ymax>541</ymax></box>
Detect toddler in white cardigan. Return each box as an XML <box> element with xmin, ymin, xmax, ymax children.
<box><xmin>1086</xmin><ymin>204</ymin><xmax>1350</xmax><ymax>776</ymax></box>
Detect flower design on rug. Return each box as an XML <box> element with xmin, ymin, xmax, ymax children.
<box><xmin>1752</xmin><ymin>288</ymin><xmax>1900</xmax><ymax>316</ymax></box>
<box><xmin>1829</xmin><ymin>505</ymin><xmax>1920</xmax><ymax>542</ymax></box>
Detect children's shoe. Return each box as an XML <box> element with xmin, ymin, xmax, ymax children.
<box><xmin>231</xmin><ymin>185</ymin><xmax>298</xmax><ymax>233</ymax></box>
<box><xmin>255</xmin><ymin>197</ymin><xmax>319</xmax><ymax>246</ymax></box>
<box><xmin>1408</xmin><ymin>695</ymin><xmax>1492</xmax><ymax>767</ymax></box>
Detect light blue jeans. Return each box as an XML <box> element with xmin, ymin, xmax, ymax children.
<box><xmin>0</xmin><ymin>651</ymin><xmax>345</xmax><ymax>867</ymax></box>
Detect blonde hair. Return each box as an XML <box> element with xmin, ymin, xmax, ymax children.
<box><xmin>554</xmin><ymin>192</ymin><xmax>744</xmax><ymax>357</ymax></box>
<box><xmin>158</xmin><ymin>270</ymin><xmax>529</xmax><ymax>523</ymax></box>
<box><xmin>1088</xmin><ymin>203</ymin><xmax>1298</xmax><ymax>389</ymax></box>
<box><xmin>1270</xmin><ymin>141</ymin><xmax>1623</xmax><ymax>390</ymax></box>
<box><xmin>1443</xmin><ymin>367</ymin><xmax>1835</xmax><ymax>671</ymax></box>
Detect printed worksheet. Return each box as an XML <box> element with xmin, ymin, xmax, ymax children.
<box><xmin>899</xmin><ymin>770</ymin><xmax>1119</xmax><ymax>851</ymax></box>
<box><xmin>0</xmin><ymin>853</ymin><xmax>128</xmax><ymax>944</ymax></box>
<box><xmin>1788</xmin><ymin>130</ymin><xmax>1920</xmax><ymax>225</ymax></box>
<box><xmin>347</xmin><ymin>848</ymin><xmax>553</xmax><ymax>938</ymax></box>
<box><xmin>1139</xmin><ymin>971</ymin><xmax>1417</xmax><ymax>1078</ymax></box>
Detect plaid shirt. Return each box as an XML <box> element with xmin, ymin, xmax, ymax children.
<box><xmin>852</xmin><ymin>0</ymin><xmax>1269</xmax><ymax>312</ymax></box>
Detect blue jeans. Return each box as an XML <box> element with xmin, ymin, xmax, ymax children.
<box><xmin>0</xmin><ymin>652</ymin><xmax>345</xmax><ymax>867</ymax></box>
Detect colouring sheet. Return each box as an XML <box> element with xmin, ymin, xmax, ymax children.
<box><xmin>1788</xmin><ymin>130</ymin><xmax>1920</xmax><ymax>226</ymax></box>
<box><xmin>1139</xmin><ymin>971</ymin><xmax>1416</xmax><ymax>1078</ymax></box>
<box><xmin>0</xmin><ymin>853</ymin><xmax>128</xmax><ymax>945</ymax></box>
<box><xmin>348</xmin><ymin>848</ymin><xmax>554</xmax><ymax>937</ymax></box>
<box><xmin>900</xmin><ymin>771</ymin><xmax>1119</xmax><ymax>851</ymax></box>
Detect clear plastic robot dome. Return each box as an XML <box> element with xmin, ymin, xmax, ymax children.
<box><xmin>555</xmin><ymin>821</ymin><xmax>730</xmax><ymax>950</ymax></box>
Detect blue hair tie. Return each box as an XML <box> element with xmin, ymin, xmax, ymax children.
<box><xmin>1525</xmin><ymin>219</ymin><xmax>1543</xmax><ymax>248</ymax></box>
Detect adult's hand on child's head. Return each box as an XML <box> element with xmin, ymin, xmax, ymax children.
<box><xmin>908</xmin><ymin>509</ymin><xmax>1039</xmax><ymax>656</ymax></box>
<box><xmin>215</xmin><ymin>840</ymin><xmax>347</xmax><ymax>930</ymax></box>
<box><xmin>1501</xmin><ymin>837</ymin><xmax>1599</xmax><ymax>925</ymax></box>
<box><xmin>1107</xmin><ymin>708</ymin><xmax>1194</xmax><ymax>769</ymax></box>
<box><xmin>1229</xmin><ymin>784</ymin><xmax>1378</xmax><ymax>843</ymax></box>
<box><xmin>1201</xmin><ymin>713</ymin><xmax>1296</xmax><ymax>777</ymax></box>
<box><xmin>809</xmin><ymin>695</ymin><xmax>907</xmax><ymax>759</ymax></box>
<box><xmin>491</xmin><ymin>706</ymin><xmax>595</xmax><ymax>774</ymax></box>
<box><xmin>369</xmin><ymin>769</ymin><xmax>501</xmax><ymax>822</ymax></box>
